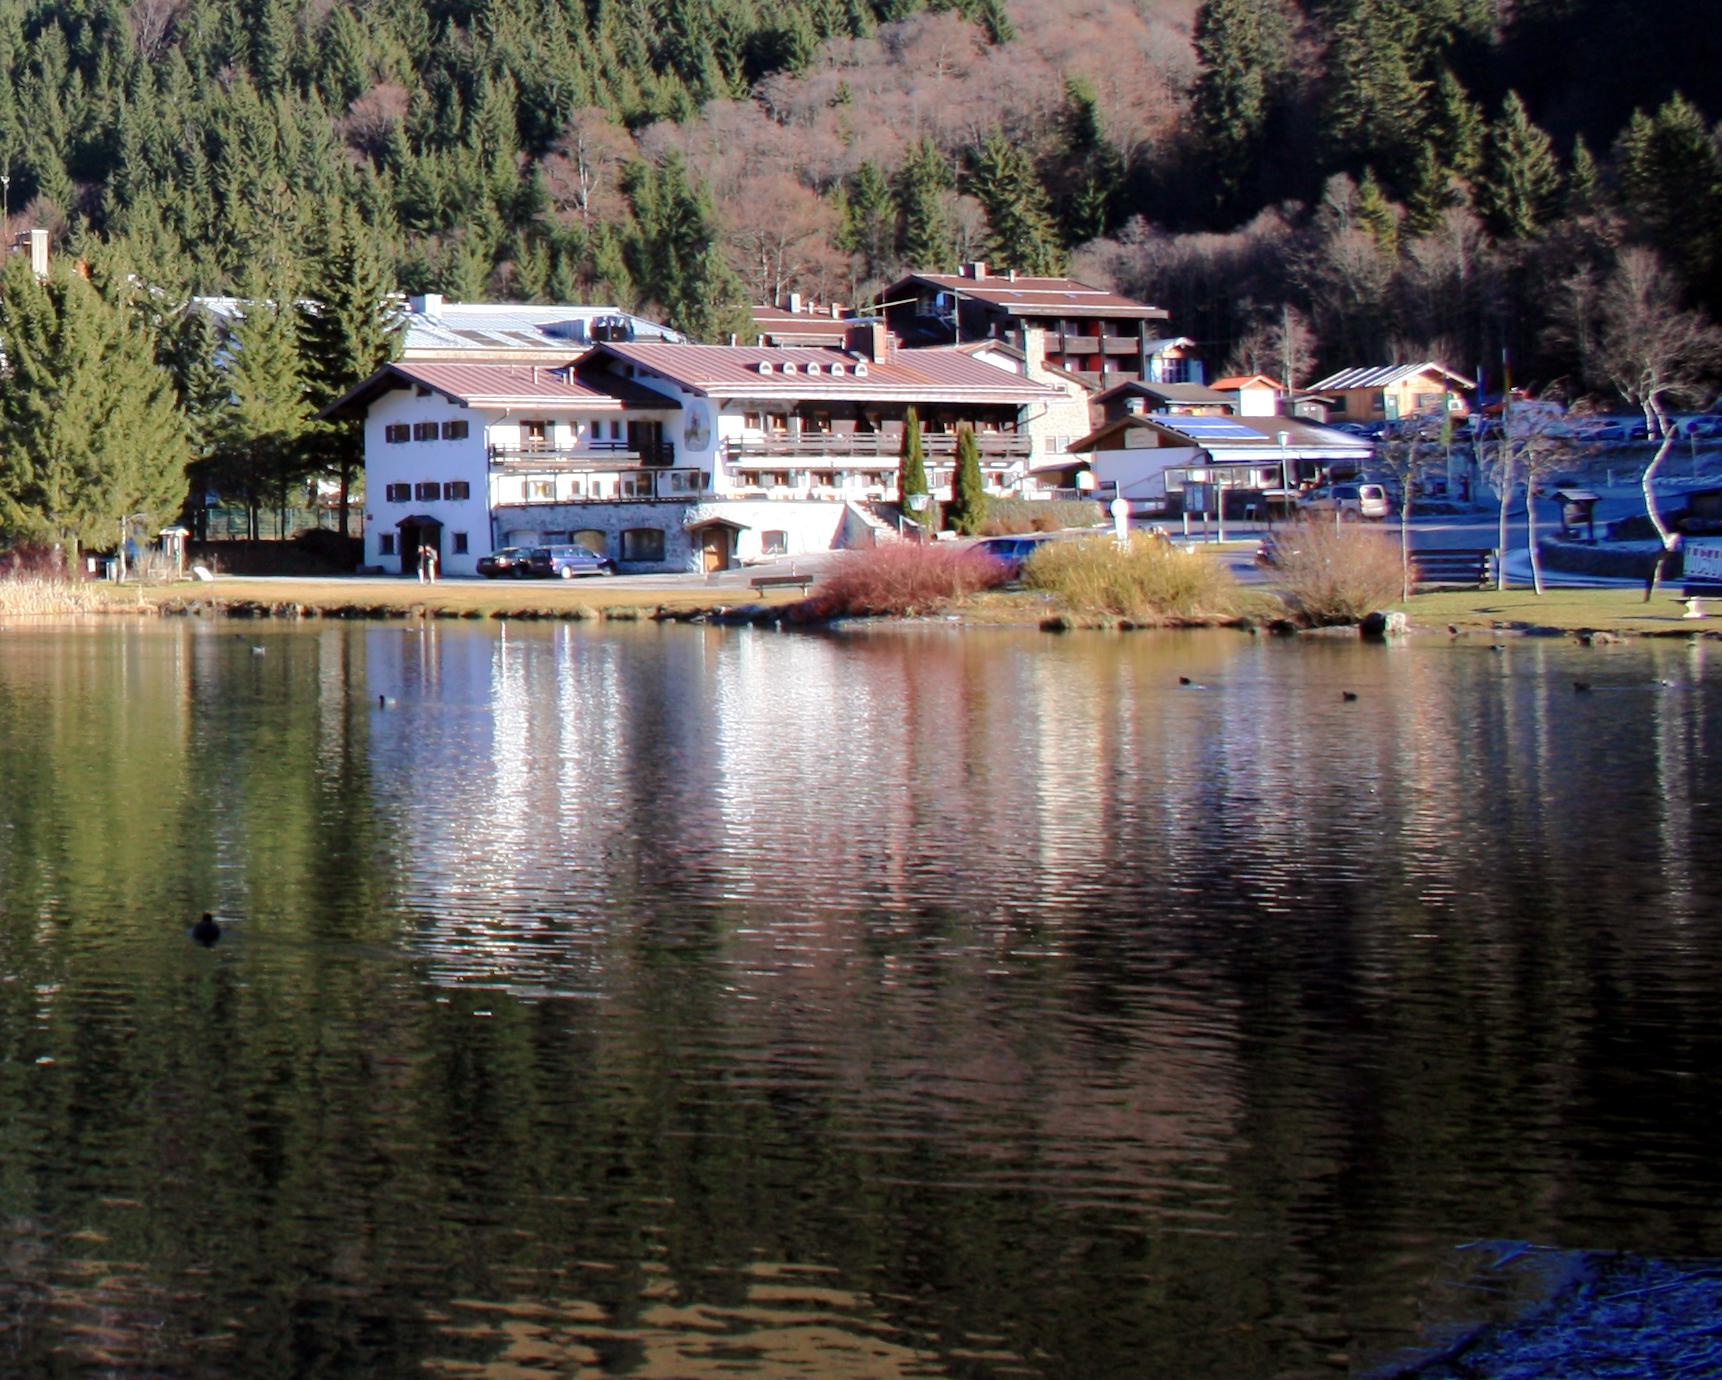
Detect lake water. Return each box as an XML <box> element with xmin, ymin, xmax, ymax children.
<box><xmin>2</xmin><ymin>619</ymin><xmax>1720</xmax><ymax>1379</ymax></box>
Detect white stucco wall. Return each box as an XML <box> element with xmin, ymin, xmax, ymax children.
<box><xmin>362</xmin><ymin>390</ymin><xmax>492</xmax><ymax>575</ymax></box>
<box><xmin>485</xmin><ymin>499</ymin><xmax>852</xmax><ymax>573</ymax></box>
<box><xmin>1089</xmin><ymin>444</ymin><xmax>1201</xmax><ymax>504</ymax></box>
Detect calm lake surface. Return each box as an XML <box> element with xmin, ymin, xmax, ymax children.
<box><xmin>2</xmin><ymin>619</ymin><xmax>1721</xmax><ymax>1379</ymax></box>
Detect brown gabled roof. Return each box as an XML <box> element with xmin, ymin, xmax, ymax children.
<box><xmin>586</xmin><ymin>341</ymin><xmax>1064</xmax><ymax>405</ymax></box>
<box><xmin>318</xmin><ymin>360</ymin><xmax>680</xmax><ymax>420</ymax></box>
<box><xmin>886</xmin><ymin>271</ymin><xmax>1167</xmax><ymax>320</ymax></box>
<box><xmin>1212</xmin><ymin>374</ymin><xmax>1286</xmax><ymax>391</ymax></box>
<box><xmin>1093</xmin><ymin>379</ymin><xmax>1237</xmax><ymax>409</ymax></box>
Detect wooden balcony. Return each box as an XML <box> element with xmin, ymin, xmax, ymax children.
<box><xmin>726</xmin><ymin>431</ymin><xmax>1031</xmax><ymax>460</ymax></box>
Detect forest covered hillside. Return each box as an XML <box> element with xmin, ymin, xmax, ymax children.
<box><xmin>0</xmin><ymin>0</ymin><xmax>1716</xmax><ymax>387</ymax></box>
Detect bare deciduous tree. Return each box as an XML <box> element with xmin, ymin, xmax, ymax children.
<box><xmin>1589</xmin><ymin>248</ymin><xmax>1722</xmax><ymax>588</ymax></box>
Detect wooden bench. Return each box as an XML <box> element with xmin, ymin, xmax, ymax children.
<box><xmin>749</xmin><ymin>573</ymin><xmax>815</xmax><ymax>593</ymax></box>
<box><xmin>1412</xmin><ymin>548</ymin><xmax>1495</xmax><ymax>588</ymax></box>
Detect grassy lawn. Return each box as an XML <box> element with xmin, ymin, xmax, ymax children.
<box><xmin>100</xmin><ymin>577</ymin><xmax>807</xmax><ymax>618</ymax></box>
<box><xmin>1396</xmin><ymin>585</ymin><xmax>1713</xmax><ymax>633</ymax></box>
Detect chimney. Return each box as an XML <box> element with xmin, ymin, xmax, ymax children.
<box><xmin>409</xmin><ymin>292</ymin><xmax>444</xmax><ymax>319</ymax></box>
<box><xmin>22</xmin><ymin>228</ymin><xmax>48</xmax><ymax>277</ymax></box>
<box><xmin>1019</xmin><ymin>323</ymin><xmax>1046</xmax><ymax>375</ymax></box>
<box><xmin>845</xmin><ymin>321</ymin><xmax>890</xmax><ymax>362</ymax></box>
<box><xmin>829</xmin><ymin>303</ymin><xmax>843</xmax><ymax>319</ymax></box>
<box><xmin>963</xmin><ymin>261</ymin><xmax>988</xmax><ymax>280</ymax></box>
<box><xmin>1008</xmin><ymin>269</ymin><xmax>1018</xmax><ymax>283</ymax></box>
<box><xmin>788</xmin><ymin>292</ymin><xmax>803</xmax><ymax>314</ymax></box>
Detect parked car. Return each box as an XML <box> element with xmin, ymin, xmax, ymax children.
<box><xmin>1675</xmin><ymin>415</ymin><xmax>1722</xmax><ymax>439</ymax></box>
<box><xmin>1298</xmin><ymin>482</ymin><xmax>1392</xmax><ymax>521</ymax></box>
<box><xmin>522</xmin><ymin>544</ymin><xmax>617</xmax><ymax>578</ymax></box>
<box><xmin>969</xmin><ymin>534</ymin><xmax>1056</xmax><ymax>578</ymax></box>
<box><xmin>477</xmin><ymin>546</ymin><xmax>534</xmax><ymax>578</ymax></box>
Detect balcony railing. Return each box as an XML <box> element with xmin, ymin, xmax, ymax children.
<box><xmin>726</xmin><ymin>431</ymin><xmax>1031</xmax><ymax>460</ymax></box>
<box><xmin>489</xmin><ymin>440</ymin><xmax>676</xmax><ymax>467</ymax></box>
<box><xmin>502</xmin><ymin>467</ymin><xmax>707</xmax><ymax>502</ymax></box>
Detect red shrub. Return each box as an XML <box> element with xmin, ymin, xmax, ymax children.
<box><xmin>811</xmin><ymin>541</ymin><xmax>1008</xmax><ymax>617</ymax></box>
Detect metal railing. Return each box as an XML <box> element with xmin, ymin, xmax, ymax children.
<box><xmin>726</xmin><ymin>431</ymin><xmax>1031</xmax><ymax>460</ymax></box>
<box><xmin>506</xmin><ymin>467</ymin><xmax>707</xmax><ymax>502</ymax></box>
<box><xmin>489</xmin><ymin>440</ymin><xmax>676</xmax><ymax>467</ymax></box>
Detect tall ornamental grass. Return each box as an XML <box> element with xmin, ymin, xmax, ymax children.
<box><xmin>1022</xmin><ymin>535</ymin><xmax>1240</xmax><ymax>620</ymax></box>
<box><xmin>0</xmin><ymin>576</ymin><xmax>109</xmax><ymax>615</ymax></box>
<box><xmin>811</xmin><ymin>541</ymin><xmax>1008</xmax><ymax>617</ymax></box>
<box><xmin>1270</xmin><ymin>519</ymin><xmax>1405</xmax><ymax>623</ymax></box>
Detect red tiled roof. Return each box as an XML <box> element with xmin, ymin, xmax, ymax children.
<box><xmin>318</xmin><ymin>360</ymin><xmax>678</xmax><ymax>419</ymax></box>
<box><xmin>587</xmin><ymin>342</ymin><xmax>1065</xmax><ymax>403</ymax></box>
<box><xmin>888</xmin><ymin>272</ymin><xmax>1167</xmax><ymax>319</ymax></box>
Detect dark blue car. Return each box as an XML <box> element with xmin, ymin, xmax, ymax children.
<box><xmin>523</xmin><ymin>544</ymin><xmax>617</xmax><ymax>578</ymax></box>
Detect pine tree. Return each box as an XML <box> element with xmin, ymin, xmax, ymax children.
<box><xmin>1355</xmin><ymin>167</ymin><xmax>1400</xmax><ymax>257</ymax></box>
<box><xmin>1189</xmin><ymin>0</ymin><xmax>1288</xmax><ymax>216</ymax></box>
<box><xmin>1478</xmin><ymin>91</ymin><xmax>1560</xmax><ymax>240</ymax></box>
<box><xmin>946</xmin><ymin>424</ymin><xmax>988</xmax><ymax>535</ymax></box>
<box><xmin>896</xmin><ymin>137</ymin><xmax>955</xmax><ymax>272</ymax></box>
<box><xmin>969</xmin><ymin>127</ymin><xmax>1065</xmax><ymax>276</ymax></box>
<box><xmin>1061</xmin><ymin>77</ymin><xmax>1124</xmax><ymax>244</ymax></box>
<box><xmin>619</xmin><ymin>151</ymin><xmax>747</xmax><ymax>340</ymax></box>
<box><xmin>211</xmin><ymin>276</ymin><xmax>316</xmax><ymax>535</ymax></box>
<box><xmin>1426</xmin><ymin>67</ymin><xmax>1485</xmax><ymax>186</ymax></box>
<box><xmin>1615</xmin><ymin>94</ymin><xmax>1722</xmax><ymax>313</ymax></box>
<box><xmin>1402</xmin><ymin>142</ymin><xmax>1454</xmax><ymax>237</ymax></box>
<box><xmin>898</xmin><ymin>405</ymin><xmax>927</xmax><ymax>516</ymax></box>
<box><xmin>838</xmin><ymin>160</ymin><xmax>899</xmax><ymax>281</ymax></box>
<box><xmin>1566</xmin><ymin>134</ymin><xmax>1602</xmax><ymax>216</ymax></box>
<box><xmin>299</xmin><ymin>212</ymin><xmax>402</xmax><ymax>534</ymax></box>
<box><xmin>1322</xmin><ymin>0</ymin><xmax>1429</xmax><ymax>173</ymax></box>
<box><xmin>0</xmin><ymin>257</ymin><xmax>189</xmax><ymax>564</ymax></box>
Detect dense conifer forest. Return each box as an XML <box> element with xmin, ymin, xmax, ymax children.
<box><xmin>0</xmin><ymin>0</ymin><xmax>1718</xmax><ymax>542</ymax></box>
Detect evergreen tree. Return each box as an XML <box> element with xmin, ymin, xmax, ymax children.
<box><xmin>1355</xmin><ymin>167</ymin><xmax>1400</xmax><ymax>257</ymax></box>
<box><xmin>946</xmin><ymin>424</ymin><xmax>987</xmax><ymax>535</ymax></box>
<box><xmin>1478</xmin><ymin>91</ymin><xmax>1560</xmax><ymax>240</ymax></box>
<box><xmin>1402</xmin><ymin>142</ymin><xmax>1454</xmax><ymax>237</ymax></box>
<box><xmin>896</xmin><ymin>137</ymin><xmax>955</xmax><ymax>272</ymax></box>
<box><xmin>0</xmin><ymin>257</ymin><xmax>189</xmax><ymax>564</ymax></box>
<box><xmin>619</xmin><ymin>151</ymin><xmax>747</xmax><ymax>340</ymax></box>
<box><xmin>1426</xmin><ymin>67</ymin><xmax>1485</xmax><ymax>186</ymax></box>
<box><xmin>1322</xmin><ymin>0</ymin><xmax>1429</xmax><ymax>174</ymax></box>
<box><xmin>969</xmin><ymin>127</ymin><xmax>1065</xmax><ymax>276</ymax></box>
<box><xmin>1061</xmin><ymin>77</ymin><xmax>1124</xmax><ymax>244</ymax></box>
<box><xmin>1189</xmin><ymin>0</ymin><xmax>1288</xmax><ymax>216</ymax></box>
<box><xmin>898</xmin><ymin>405</ymin><xmax>927</xmax><ymax>517</ymax></box>
<box><xmin>1566</xmin><ymin>134</ymin><xmax>1603</xmax><ymax>216</ymax></box>
<box><xmin>1615</xmin><ymin>94</ymin><xmax>1722</xmax><ymax>313</ymax></box>
<box><xmin>210</xmin><ymin>277</ymin><xmax>316</xmax><ymax>536</ymax></box>
<box><xmin>838</xmin><ymin>160</ymin><xmax>899</xmax><ymax>281</ymax></box>
<box><xmin>299</xmin><ymin>212</ymin><xmax>402</xmax><ymax>534</ymax></box>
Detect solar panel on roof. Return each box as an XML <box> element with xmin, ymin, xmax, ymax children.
<box><xmin>1159</xmin><ymin>417</ymin><xmax>1263</xmax><ymax>439</ymax></box>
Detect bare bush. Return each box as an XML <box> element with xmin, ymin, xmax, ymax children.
<box><xmin>0</xmin><ymin>576</ymin><xmax>108</xmax><ymax>616</ymax></box>
<box><xmin>811</xmin><ymin>541</ymin><xmax>1008</xmax><ymax>617</ymax></box>
<box><xmin>1023</xmin><ymin>535</ymin><xmax>1241</xmax><ymax>621</ymax></box>
<box><xmin>1270</xmin><ymin>520</ymin><xmax>1405</xmax><ymax>624</ymax></box>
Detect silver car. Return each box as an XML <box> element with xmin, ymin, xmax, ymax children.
<box><xmin>1298</xmin><ymin>483</ymin><xmax>1392</xmax><ymax>521</ymax></box>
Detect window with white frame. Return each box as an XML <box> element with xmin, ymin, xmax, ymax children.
<box><xmin>762</xmin><ymin>530</ymin><xmax>788</xmax><ymax>556</ymax></box>
<box><xmin>526</xmin><ymin>479</ymin><xmax>555</xmax><ymax>500</ymax></box>
<box><xmin>619</xmin><ymin>528</ymin><xmax>665</xmax><ymax>561</ymax></box>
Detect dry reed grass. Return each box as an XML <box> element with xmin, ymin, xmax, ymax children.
<box><xmin>1022</xmin><ymin>534</ymin><xmax>1241</xmax><ymax>620</ymax></box>
<box><xmin>0</xmin><ymin>576</ymin><xmax>111</xmax><ymax>616</ymax></box>
<box><xmin>1269</xmin><ymin>519</ymin><xmax>1405</xmax><ymax>623</ymax></box>
<box><xmin>812</xmin><ymin>541</ymin><xmax>1009</xmax><ymax>617</ymax></box>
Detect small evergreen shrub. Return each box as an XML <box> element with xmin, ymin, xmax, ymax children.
<box><xmin>1022</xmin><ymin>535</ymin><xmax>1240</xmax><ymax>620</ymax></box>
<box><xmin>812</xmin><ymin>541</ymin><xmax>1009</xmax><ymax>617</ymax></box>
<box><xmin>1270</xmin><ymin>519</ymin><xmax>1406</xmax><ymax>624</ymax></box>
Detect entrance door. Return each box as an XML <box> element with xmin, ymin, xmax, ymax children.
<box><xmin>697</xmin><ymin>526</ymin><xmax>730</xmax><ymax>573</ymax></box>
<box><xmin>398</xmin><ymin>523</ymin><xmax>420</xmax><ymax>574</ymax></box>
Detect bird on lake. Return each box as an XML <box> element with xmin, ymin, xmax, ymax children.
<box><xmin>250</xmin><ymin>645</ymin><xmax>266</xmax><ymax>655</ymax></box>
<box><xmin>1342</xmin><ymin>691</ymin><xmax>1359</xmax><ymax>702</ymax></box>
<box><xmin>1574</xmin><ymin>682</ymin><xmax>1592</xmax><ymax>692</ymax></box>
<box><xmin>190</xmin><ymin>913</ymin><xmax>221</xmax><ymax>947</ymax></box>
<box><xmin>1490</xmin><ymin>644</ymin><xmax>1505</xmax><ymax>653</ymax></box>
<box><xmin>1448</xmin><ymin>624</ymin><xmax>1461</xmax><ymax>637</ymax></box>
<box><xmin>378</xmin><ymin>694</ymin><xmax>395</xmax><ymax>708</ymax></box>
<box><xmin>1179</xmin><ymin>676</ymin><xmax>1193</xmax><ymax>685</ymax></box>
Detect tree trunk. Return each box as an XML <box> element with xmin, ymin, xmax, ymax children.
<box><xmin>1640</xmin><ymin>424</ymin><xmax>1679</xmax><ymax>603</ymax></box>
<box><xmin>1496</xmin><ymin>443</ymin><xmax>1512</xmax><ymax>591</ymax></box>
<box><xmin>1527</xmin><ymin>475</ymin><xmax>1544</xmax><ymax>595</ymax></box>
<box><xmin>338</xmin><ymin>458</ymin><xmax>351</xmax><ymax>538</ymax></box>
<box><xmin>1399</xmin><ymin>484</ymin><xmax>1413</xmax><ymax>603</ymax></box>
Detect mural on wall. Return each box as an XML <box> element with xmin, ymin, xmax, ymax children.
<box><xmin>683</xmin><ymin>404</ymin><xmax>711</xmax><ymax>452</ymax></box>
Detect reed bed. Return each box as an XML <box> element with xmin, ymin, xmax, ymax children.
<box><xmin>1022</xmin><ymin>534</ymin><xmax>1241</xmax><ymax>621</ymax></box>
<box><xmin>812</xmin><ymin>541</ymin><xmax>1010</xmax><ymax>617</ymax></box>
<box><xmin>0</xmin><ymin>576</ymin><xmax>113</xmax><ymax>616</ymax></box>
